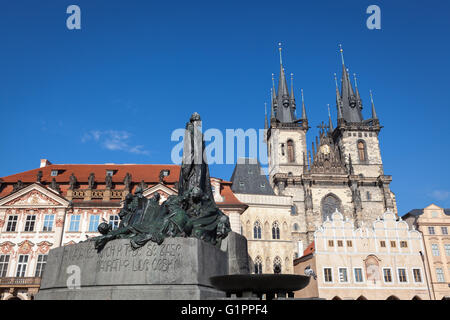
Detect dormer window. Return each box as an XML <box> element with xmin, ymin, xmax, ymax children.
<box><xmin>106</xmin><ymin>170</ymin><xmax>114</xmax><ymax>177</ymax></box>
<box><xmin>239</xmin><ymin>181</ymin><xmax>245</xmax><ymax>188</ymax></box>
<box><xmin>51</xmin><ymin>170</ymin><xmax>58</xmax><ymax>177</ymax></box>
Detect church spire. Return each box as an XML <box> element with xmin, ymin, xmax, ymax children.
<box><xmin>370</xmin><ymin>90</ymin><xmax>378</xmax><ymax>119</ymax></box>
<box><xmin>301</xmin><ymin>89</ymin><xmax>307</xmax><ymax>121</ymax></box>
<box><xmin>336</xmin><ymin>45</ymin><xmax>363</xmax><ymax>123</ymax></box>
<box><xmin>274</xmin><ymin>43</ymin><xmax>295</xmax><ymax>123</ymax></box>
<box><xmin>290</xmin><ymin>73</ymin><xmax>296</xmax><ymax>116</ymax></box>
<box><xmin>328</xmin><ymin>104</ymin><xmax>334</xmax><ymax>132</ymax></box>
<box><xmin>335</xmin><ymin>73</ymin><xmax>343</xmax><ymax>121</ymax></box>
<box><xmin>265</xmin><ymin>102</ymin><xmax>269</xmax><ymax>130</ymax></box>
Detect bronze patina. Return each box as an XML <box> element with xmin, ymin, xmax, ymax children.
<box><xmin>92</xmin><ymin>113</ymin><xmax>231</xmax><ymax>251</ymax></box>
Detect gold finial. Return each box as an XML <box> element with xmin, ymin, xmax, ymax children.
<box><xmin>278</xmin><ymin>42</ymin><xmax>283</xmax><ymax>65</ymax></box>
<box><xmin>339</xmin><ymin>44</ymin><xmax>345</xmax><ymax>65</ymax></box>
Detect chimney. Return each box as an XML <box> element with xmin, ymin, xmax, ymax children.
<box><xmin>40</xmin><ymin>159</ymin><xmax>52</xmax><ymax>168</ymax></box>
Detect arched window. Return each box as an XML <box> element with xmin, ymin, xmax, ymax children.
<box><xmin>357</xmin><ymin>140</ymin><xmax>366</xmax><ymax>162</ymax></box>
<box><xmin>254</xmin><ymin>256</ymin><xmax>263</xmax><ymax>274</ymax></box>
<box><xmin>290</xmin><ymin>205</ymin><xmax>297</xmax><ymax>216</ymax></box>
<box><xmin>321</xmin><ymin>194</ymin><xmax>341</xmax><ymax>222</ymax></box>
<box><xmin>273</xmin><ymin>257</ymin><xmax>282</xmax><ymax>274</ymax></box>
<box><xmin>253</xmin><ymin>221</ymin><xmax>262</xmax><ymax>239</ymax></box>
<box><xmin>287</xmin><ymin>140</ymin><xmax>295</xmax><ymax>163</ymax></box>
<box><xmin>272</xmin><ymin>221</ymin><xmax>280</xmax><ymax>240</ymax></box>
<box><xmin>293</xmin><ymin>223</ymin><xmax>299</xmax><ymax>231</ymax></box>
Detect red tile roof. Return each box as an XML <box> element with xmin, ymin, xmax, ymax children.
<box><xmin>0</xmin><ymin>163</ymin><xmax>245</xmax><ymax>207</ymax></box>
<box><xmin>303</xmin><ymin>241</ymin><xmax>315</xmax><ymax>256</ymax></box>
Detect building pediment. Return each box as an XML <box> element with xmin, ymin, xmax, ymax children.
<box><xmin>143</xmin><ymin>183</ymin><xmax>178</xmax><ymax>202</ymax></box>
<box><xmin>0</xmin><ymin>183</ymin><xmax>69</xmax><ymax>207</ymax></box>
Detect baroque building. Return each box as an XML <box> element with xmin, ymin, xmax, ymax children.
<box><xmin>0</xmin><ymin>159</ymin><xmax>246</xmax><ymax>300</ymax></box>
<box><xmin>403</xmin><ymin>204</ymin><xmax>450</xmax><ymax>300</ymax></box>
<box><xmin>265</xmin><ymin>46</ymin><xmax>398</xmax><ymax>247</ymax></box>
<box><xmin>293</xmin><ymin>210</ymin><xmax>431</xmax><ymax>300</ymax></box>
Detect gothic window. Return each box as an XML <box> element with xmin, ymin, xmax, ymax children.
<box><xmin>290</xmin><ymin>205</ymin><xmax>297</xmax><ymax>216</ymax></box>
<box><xmin>367</xmin><ymin>191</ymin><xmax>372</xmax><ymax>201</ymax></box>
<box><xmin>281</xmin><ymin>144</ymin><xmax>285</xmax><ymax>156</ymax></box>
<box><xmin>273</xmin><ymin>257</ymin><xmax>282</xmax><ymax>274</ymax></box>
<box><xmin>357</xmin><ymin>140</ymin><xmax>367</xmax><ymax>162</ymax></box>
<box><xmin>287</xmin><ymin>140</ymin><xmax>295</xmax><ymax>163</ymax></box>
<box><xmin>254</xmin><ymin>256</ymin><xmax>263</xmax><ymax>274</ymax></box>
<box><xmin>272</xmin><ymin>221</ymin><xmax>280</xmax><ymax>240</ymax></box>
<box><xmin>321</xmin><ymin>194</ymin><xmax>341</xmax><ymax>221</ymax></box>
<box><xmin>293</xmin><ymin>223</ymin><xmax>299</xmax><ymax>231</ymax></box>
<box><xmin>253</xmin><ymin>221</ymin><xmax>262</xmax><ymax>239</ymax></box>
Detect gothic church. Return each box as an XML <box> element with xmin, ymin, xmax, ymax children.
<box><xmin>264</xmin><ymin>46</ymin><xmax>397</xmax><ymax>245</ymax></box>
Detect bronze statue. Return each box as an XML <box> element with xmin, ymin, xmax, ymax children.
<box><xmin>91</xmin><ymin>113</ymin><xmax>231</xmax><ymax>251</ymax></box>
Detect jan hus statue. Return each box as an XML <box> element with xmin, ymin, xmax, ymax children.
<box><xmin>92</xmin><ymin>113</ymin><xmax>231</xmax><ymax>251</ymax></box>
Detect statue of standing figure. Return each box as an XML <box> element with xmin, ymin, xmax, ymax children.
<box><xmin>92</xmin><ymin>113</ymin><xmax>231</xmax><ymax>251</ymax></box>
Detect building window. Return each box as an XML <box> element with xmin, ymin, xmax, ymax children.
<box><xmin>357</xmin><ymin>140</ymin><xmax>366</xmax><ymax>162</ymax></box>
<box><xmin>24</xmin><ymin>215</ymin><xmax>36</xmax><ymax>232</ymax></box>
<box><xmin>273</xmin><ymin>257</ymin><xmax>282</xmax><ymax>274</ymax></box>
<box><xmin>35</xmin><ymin>255</ymin><xmax>48</xmax><ymax>277</ymax></box>
<box><xmin>328</xmin><ymin>240</ymin><xmax>334</xmax><ymax>247</ymax></box>
<box><xmin>290</xmin><ymin>206</ymin><xmax>297</xmax><ymax>216</ymax></box>
<box><xmin>51</xmin><ymin>170</ymin><xmax>58</xmax><ymax>176</ymax></box>
<box><xmin>445</xmin><ymin>244</ymin><xmax>450</xmax><ymax>257</ymax></box>
<box><xmin>89</xmin><ymin>215</ymin><xmax>100</xmax><ymax>232</ymax></box>
<box><xmin>43</xmin><ymin>215</ymin><xmax>55</xmax><ymax>232</ymax></box>
<box><xmin>339</xmin><ymin>268</ymin><xmax>348</xmax><ymax>283</ymax></box>
<box><xmin>436</xmin><ymin>268</ymin><xmax>445</xmax><ymax>283</ymax></box>
<box><xmin>106</xmin><ymin>170</ymin><xmax>114</xmax><ymax>176</ymax></box>
<box><xmin>431</xmin><ymin>244</ymin><xmax>440</xmax><ymax>256</ymax></box>
<box><xmin>293</xmin><ymin>223</ymin><xmax>299</xmax><ymax>232</ymax></box>
<box><xmin>69</xmin><ymin>215</ymin><xmax>81</xmax><ymax>232</ymax></box>
<box><xmin>390</xmin><ymin>241</ymin><xmax>397</xmax><ymax>248</ymax></box>
<box><xmin>324</xmin><ymin>268</ymin><xmax>333</xmax><ymax>283</ymax></box>
<box><xmin>16</xmin><ymin>255</ymin><xmax>29</xmax><ymax>277</ymax></box>
<box><xmin>398</xmin><ymin>268</ymin><xmax>407</xmax><ymax>283</ymax></box>
<box><xmin>109</xmin><ymin>215</ymin><xmax>120</xmax><ymax>230</ymax></box>
<box><xmin>366</xmin><ymin>191</ymin><xmax>371</xmax><ymax>201</ymax></box>
<box><xmin>400</xmin><ymin>241</ymin><xmax>408</xmax><ymax>248</ymax></box>
<box><xmin>413</xmin><ymin>269</ymin><xmax>422</xmax><ymax>283</ymax></box>
<box><xmin>428</xmin><ymin>227</ymin><xmax>435</xmax><ymax>235</ymax></box>
<box><xmin>281</xmin><ymin>144</ymin><xmax>285</xmax><ymax>156</ymax></box>
<box><xmin>272</xmin><ymin>222</ymin><xmax>280</xmax><ymax>240</ymax></box>
<box><xmin>254</xmin><ymin>256</ymin><xmax>263</xmax><ymax>275</ymax></box>
<box><xmin>321</xmin><ymin>194</ymin><xmax>341</xmax><ymax>222</ymax></box>
<box><xmin>337</xmin><ymin>240</ymin><xmax>343</xmax><ymax>247</ymax></box>
<box><xmin>0</xmin><ymin>255</ymin><xmax>10</xmax><ymax>277</ymax></box>
<box><xmin>380</xmin><ymin>241</ymin><xmax>386</xmax><ymax>248</ymax></box>
<box><xmin>347</xmin><ymin>240</ymin><xmax>353</xmax><ymax>247</ymax></box>
<box><xmin>287</xmin><ymin>140</ymin><xmax>295</xmax><ymax>163</ymax></box>
<box><xmin>383</xmin><ymin>268</ymin><xmax>392</xmax><ymax>283</ymax></box>
<box><xmin>441</xmin><ymin>227</ymin><xmax>448</xmax><ymax>235</ymax></box>
<box><xmin>6</xmin><ymin>215</ymin><xmax>18</xmax><ymax>232</ymax></box>
<box><xmin>253</xmin><ymin>221</ymin><xmax>262</xmax><ymax>239</ymax></box>
<box><xmin>354</xmin><ymin>268</ymin><xmax>364</xmax><ymax>283</ymax></box>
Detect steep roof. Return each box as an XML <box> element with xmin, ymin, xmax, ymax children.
<box><xmin>230</xmin><ymin>158</ymin><xmax>275</xmax><ymax>196</ymax></box>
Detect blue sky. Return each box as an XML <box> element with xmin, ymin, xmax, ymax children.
<box><xmin>0</xmin><ymin>1</ymin><xmax>449</xmax><ymax>215</ymax></box>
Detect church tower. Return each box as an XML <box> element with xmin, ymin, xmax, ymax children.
<box><xmin>266</xmin><ymin>45</ymin><xmax>309</xmax><ymax>194</ymax></box>
<box><xmin>264</xmin><ymin>45</ymin><xmax>397</xmax><ymax>247</ymax></box>
<box><xmin>332</xmin><ymin>45</ymin><xmax>395</xmax><ymax>219</ymax></box>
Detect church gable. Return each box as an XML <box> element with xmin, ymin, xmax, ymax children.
<box><xmin>0</xmin><ymin>184</ymin><xmax>69</xmax><ymax>207</ymax></box>
<box><xmin>143</xmin><ymin>183</ymin><xmax>177</xmax><ymax>203</ymax></box>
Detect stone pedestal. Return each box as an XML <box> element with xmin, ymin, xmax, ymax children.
<box><xmin>36</xmin><ymin>234</ymin><xmax>246</xmax><ymax>300</ymax></box>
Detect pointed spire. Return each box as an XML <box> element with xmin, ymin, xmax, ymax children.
<box><xmin>336</xmin><ymin>45</ymin><xmax>363</xmax><ymax>123</ymax></box>
<box><xmin>290</xmin><ymin>73</ymin><xmax>296</xmax><ymax>101</ymax></box>
<box><xmin>265</xmin><ymin>102</ymin><xmax>269</xmax><ymax>130</ymax></box>
<box><xmin>335</xmin><ymin>73</ymin><xmax>343</xmax><ymax>120</ymax></box>
<box><xmin>370</xmin><ymin>90</ymin><xmax>378</xmax><ymax>119</ymax></box>
<box><xmin>328</xmin><ymin>104</ymin><xmax>334</xmax><ymax>131</ymax></box>
<box><xmin>353</xmin><ymin>73</ymin><xmax>361</xmax><ymax>100</ymax></box>
<box><xmin>301</xmin><ymin>89</ymin><xmax>307</xmax><ymax>121</ymax></box>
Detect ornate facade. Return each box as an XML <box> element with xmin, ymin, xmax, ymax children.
<box><xmin>293</xmin><ymin>211</ymin><xmax>431</xmax><ymax>300</ymax></box>
<box><xmin>265</xmin><ymin>47</ymin><xmax>397</xmax><ymax>246</ymax></box>
<box><xmin>0</xmin><ymin>160</ymin><xmax>246</xmax><ymax>300</ymax></box>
